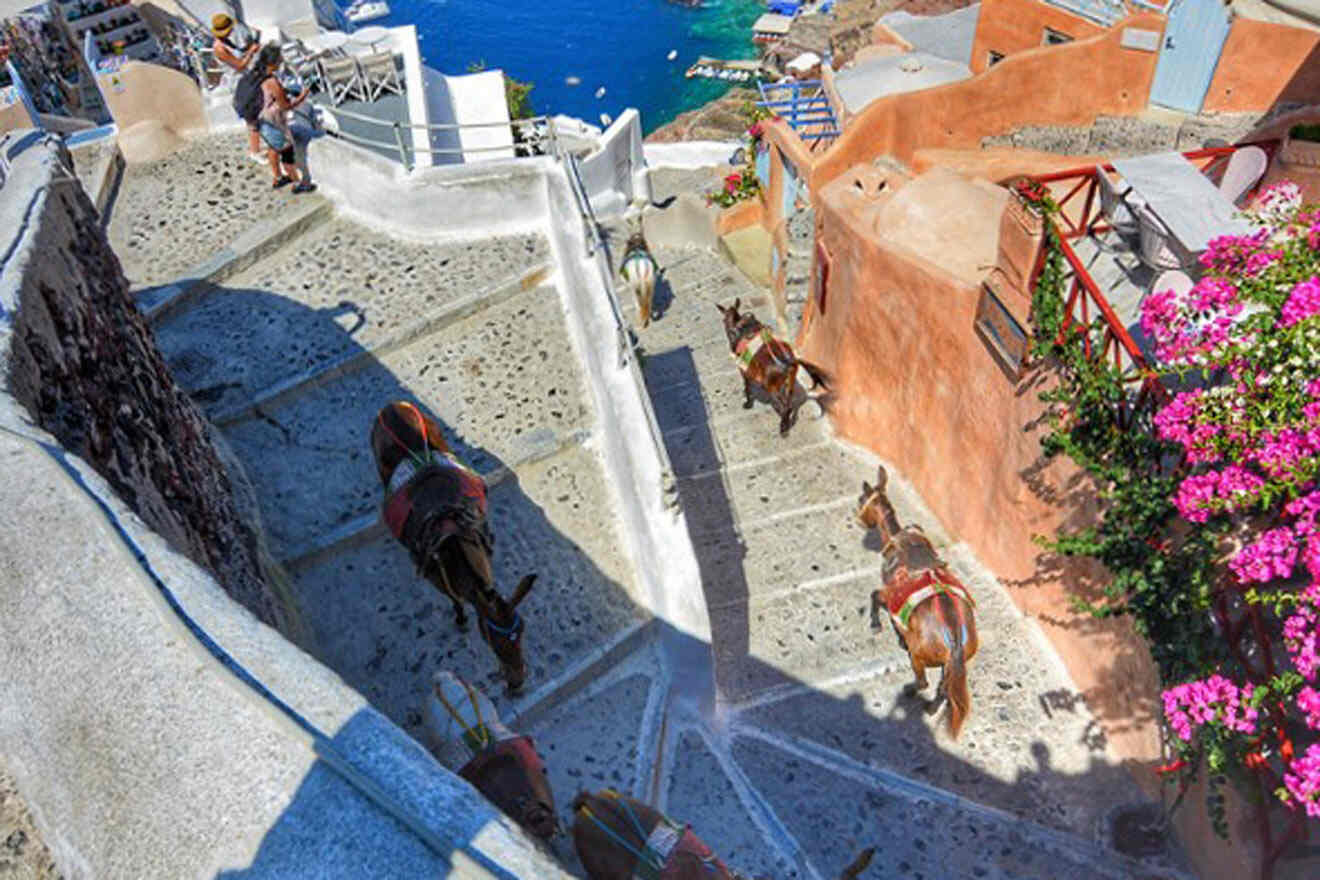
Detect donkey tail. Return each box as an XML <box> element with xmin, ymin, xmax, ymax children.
<box><xmin>794</xmin><ymin>357</ymin><xmax>830</xmax><ymax>390</ymax></box>
<box><xmin>946</xmin><ymin>637</ymin><xmax>971</xmax><ymax>740</ymax></box>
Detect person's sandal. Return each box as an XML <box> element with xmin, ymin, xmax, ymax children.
<box><xmin>273</xmin><ymin>176</ymin><xmax>293</xmax><ymax>189</ymax></box>
<box><xmin>292</xmin><ymin>181</ymin><xmax>317</xmax><ymax>194</ymax></box>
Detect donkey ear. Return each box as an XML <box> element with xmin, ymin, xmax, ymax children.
<box><xmin>715</xmin><ymin>302</ymin><xmax>727</xmax><ymax>315</ymax></box>
<box><xmin>861</xmin><ymin>480</ymin><xmax>872</xmax><ymax>496</ymax></box>
<box><xmin>510</xmin><ymin>573</ymin><xmax>537</xmax><ymax>607</ymax></box>
<box><xmin>875</xmin><ymin>465</ymin><xmax>888</xmax><ymax>490</ymax></box>
<box><xmin>732</xmin><ymin>297</ymin><xmax>741</xmax><ymax>312</ymax></box>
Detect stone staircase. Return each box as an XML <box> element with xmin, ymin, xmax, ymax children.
<box><xmin>99</xmin><ymin>134</ymin><xmax>1190</xmax><ymax>879</ymax></box>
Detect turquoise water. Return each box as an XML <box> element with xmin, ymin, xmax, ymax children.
<box><xmin>370</xmin><ymin>0</ymin><xmax>764</xmax><ymax>133</ymax></box>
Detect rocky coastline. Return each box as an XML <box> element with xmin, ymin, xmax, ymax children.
<box><xmin>646</xmin><ymin>0</ymin><xmax>973</xmax><ymax>144</ymax></box>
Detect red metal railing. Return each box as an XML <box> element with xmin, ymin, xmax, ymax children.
<box><xmin>1031</xmin><ymin>140</ymin><xmax>1311</xmax><ymax>880</ymax></box>
<box><xmin>1028</xmin><ymin>141</ymin><xmax>1281</xmax><ymax>410</ymax></box>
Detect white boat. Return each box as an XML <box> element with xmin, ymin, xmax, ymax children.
<box><xmin>345</xmin><ymin>0</ymin><xmax>390</xmax><ymax>24</ymax></box>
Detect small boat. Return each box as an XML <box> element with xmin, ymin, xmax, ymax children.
<box><xmin>594</xmin><ymin>86</ymin><xmax>606</xmax><ymax>98</ymax></box>
<box><xmin>345</xmin><ymin>0</ymin><xmax>389</xmax><ymax>24</ymax></box>
<box><xmin>565</xmin><ymin>75</ymin><xmax>581</xmax><ymax>86</ymax></box>
<box><xmin>666</xmin><ymin>49</ymin><xmax>677</xmax><ymax>60</ymax></box>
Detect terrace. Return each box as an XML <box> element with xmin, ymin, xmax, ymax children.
<box><xmin>1027</xmin><ymin>141</ymin><xmax>1281</xmax><ymax>401</ymax></box>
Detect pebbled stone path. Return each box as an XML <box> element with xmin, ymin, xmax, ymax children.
<box><xmin>105</xmin><ymin>150</ymin><xmax>1191</xmax><ymax>880</ymax></box>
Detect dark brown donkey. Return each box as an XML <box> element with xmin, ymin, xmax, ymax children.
<box><xmin>857</xmin><ymin>466</ymin><xmax>979</xmax><ymax>738</ymax></box>
<box><xmin>370</xmin><ymin>401</ymin><xmax>537</xmax><ymax>692</ymax></box>
<box><xmin>716</xmin><ymin>298</ymin><xmax>828</xmax><ymax>436</ymax></box>
<box><xmin>571</xmin><ymin>789</ymin><xmax>874</xmax><ymax>880</ymax></box>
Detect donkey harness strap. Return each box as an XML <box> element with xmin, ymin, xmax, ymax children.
<box><xmin>432</xmin><ymin>676</ymin><xmax>490</xmax><ymax>754</ymax></box>
<box><xmin>888</xmin><ymin>568</ymin><xmax>976</xmax><ymax>629</ymax></box>
<box><xmin>731</xmin><ymin>327</ymin><xmax>779</xmax><ymax>371</ymax></box>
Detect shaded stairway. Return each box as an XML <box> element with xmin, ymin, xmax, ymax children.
<box><xmin>103</xmin><ymin>134</ymin><xmax>1191</xmax><ymax>879</ymax></box>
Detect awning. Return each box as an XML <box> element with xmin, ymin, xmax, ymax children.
<box><xmin>752</xmin><ymin>14</ymin><xmax>794</xmax><ymax>36</ymax></box>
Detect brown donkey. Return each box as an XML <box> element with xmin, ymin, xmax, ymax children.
<box><xmin>571</xmin><ymin>789</ymin><xmax>874</xmax><ymax>879</ymax></box>
<box><xmin>370</xmin><ymin>401</ymin><xmax>537</xmax><ymax>693</ymax></box>
<box><xmin>857</xmin><ymin>466</ymin><xmax>979</xmax><ymax>738</ymax></box>
<box><xmin>427</xmin><ymin>669</ymin><xmax>557</xmax><ymax>840</ymax></box>
<box><xmin>716</xmin><ymin>298</ymin><xmax>828</xmax><ymax>436</ymax></box>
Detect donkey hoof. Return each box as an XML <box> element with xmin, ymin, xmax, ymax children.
<box><xmin>743</xmin><ymin>400</ymin><xmax>754</xmax><ymax>410</ymax></box>
<box><xmin>453</xmin><ymin>615</ymin><xmax>469</xmax><ymax>632</ymax></box>
<box><xmin>903</xmin><ymin>681</ymin><xmax>928</xmax><ymax>697</ymax></box>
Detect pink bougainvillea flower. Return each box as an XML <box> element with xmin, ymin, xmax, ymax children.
<box><xmin>1281</xmin><ymin>276</ymin><xmax>1320</xmax><ymax>328</ymax></box>
<box><xmin>1284</xmin><ymin>742</ymin><xmax>1320</xmax><ymax>817</ymax></box>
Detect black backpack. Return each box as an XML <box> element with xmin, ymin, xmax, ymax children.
<box><xmin>232</xmin><ymin>67</ymin><xmax>269</xmax><ymax>125</ymax></box>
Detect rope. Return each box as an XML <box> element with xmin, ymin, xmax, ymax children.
<box><xmin>578</xmin><ymin>805</ymin><xmax>665</xmax><ymax>874</ymax></box>
<box><xmin>432</xmin><ymin>676</ymin><xmax>491</xmax><ymax>753</ymax></box>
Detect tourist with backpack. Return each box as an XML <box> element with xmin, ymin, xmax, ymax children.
<box><xmin>212</xmin><ymin>13</ymin><xmax>264</xmax><ymax>163</ymax></box>
<box><xmin>254</xmin><ymin>45</ymin><xmax>317</xmax><ymax>193</ymax></box>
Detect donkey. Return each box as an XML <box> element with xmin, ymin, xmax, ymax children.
<box><xmin>426</xmin><ymin>669</ymin><xmax>557</xmax><ymax>840</ymax></box>
<box><xmin>857</xmin><ymin>465</ymin><xmax>979</xmax><ymax>738</ymax></box>
<box><xmin>619</xmin><ymin>222</ymin><xmax>658</xmax><ymax>328</ymax></box>
<box><xmin>571</xmin><ymin>789</ymin><xmax>874</xmax><ymax>880</ymax></box>
<box><xmin>370</xmin><ymin>401</ymin><xmax>537</xmax><ymax>692</ymax></box>
<box><xmin>715</xmin><ymin>298</ymin><xmax>828</xmax><ymax>436</ymax></box>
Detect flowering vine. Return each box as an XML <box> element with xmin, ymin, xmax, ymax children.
<box><xmin>1139</xmin><ymin>190</ymin><xmax>1320</xmax><ymax>826</ymax></box>
<box><xmin>1027</xmin><ymin>176</ymin><xmax>1320</xmax><ymax>850</ymax></box>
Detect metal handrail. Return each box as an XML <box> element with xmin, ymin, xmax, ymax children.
<box><xmin>318</xmin><ymin>105</ymin><xmax>560</xmax><ymax>170</ymax></box>
<box><xmin>559</xmin><ymin>151</ymin><xmax>679</xmax><ymax>507</ymax></box>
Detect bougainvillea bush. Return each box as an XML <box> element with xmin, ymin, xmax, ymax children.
<box><xmin>1141</xmin><ymin>183</ymin><xmax>1320</xmax><ymax>824</ymax></box>
<box><xmin>705</xmin><ymin>103</ymin><xmax>771</xmax><ymax>209</ymax></box>
<box><xmin>1027</xmin><ymin>178</ymin><xmax>1320</xmax><ymax>850</ymax></box>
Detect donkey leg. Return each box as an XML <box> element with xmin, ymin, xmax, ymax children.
<box><xmin>450</xmin><ymin>596</ymin><xmax>468</xmax><ymax>631</ymax></box>
<box><xmin>903</xmin><ymin>652</ymin><xmax>930</xmax><ymax>696</ymax></box>
<box><xmin>742</xmin><ymin>375</ymin><xmax>755</xmax><ymax>409</ymax></box>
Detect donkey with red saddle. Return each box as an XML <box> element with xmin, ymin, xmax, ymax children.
<box><xmin>571</xmin><ymin>789</ymin><xmax>874</xmax><ymax>880</ymax></box>
<box><xmin>427</xmin><ymin>669</ymin><xmax>557</xmax><ymax>840</ymax></box>
<box><xmin>715</xmin><ymin>298</ymin><xmax>828</xmax><ymax>436</ymax></box>
<box><xmin>857</xmin><ymin>466</ymin><xmax>979</xmax><ymax>738</ymax></box>
<box><xmin>370</xmin><ymin>401</ymin><xmax>537</xmax><ymax>693</ymax></box>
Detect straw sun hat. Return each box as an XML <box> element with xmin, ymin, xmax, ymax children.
<box><xmin>210</xmin><ymin>13</ymin><xmax>234</xmax><ymax>38</ymax></box>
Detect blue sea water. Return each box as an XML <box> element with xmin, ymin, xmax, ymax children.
<box><xmin>367</xmin><ymin>0</ymin><xmax>765</xmax><ymax>133</ymax></box>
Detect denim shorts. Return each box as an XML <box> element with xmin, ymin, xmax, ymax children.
<box><xmin>259</xmin><ymin>121</ymin><xmax>289</xmax><ymax>151</ymax></box>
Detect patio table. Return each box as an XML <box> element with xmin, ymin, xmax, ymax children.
<box><xmin>1112</xmin><ymin>151</ymin><xmax>1256</xmax><ymax>255</ymax></box>
<box><xmin>348</xmin><ymin>26</ymin><xmax>391</xmax><ymax>52</ymax></box>
<box><xmin>304</xmin><ymin>31</ymin><xmax>349</xmax><ymax>55</ymax></box>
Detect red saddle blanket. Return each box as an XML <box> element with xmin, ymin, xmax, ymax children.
<box><xmin>885</xmin><ymin>566</ymin><xmax>976</xmax><ymax>628</ymax></box>
<box><xmin>458</xmin><ymin>735</ymin><xmax>546</xmax><ymax>786</ymax></box>
<box><xmin>382</xmin><ymin>454</ymin><xmax>487</xmax><ymax>540</ymax></box>
<box><xmin>731</xmin><ymin>326</ymin><xmax>792</xmax><ymax>375</ymax></box>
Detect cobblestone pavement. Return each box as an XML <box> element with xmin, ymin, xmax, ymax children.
<box><xmin>103</xmin><ymin>155</ymin><xmax>1192</xmax><ymax>879</ymax></box>
<box><xmin>107</xmin><ymin>131</ymin><xmax>300</xmax><ymax>289</ymax></box>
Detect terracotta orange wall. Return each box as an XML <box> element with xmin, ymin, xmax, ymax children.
<box><xmin>801</xmin><ymin>12</ymin><xmax>1163</xmax><ymax>195</ymax></box>
<box><xmin>1203</xmin><ymin>17</ymin><xmax>1320</xmax><ymax>113</ymax></box>
<box><xmin>802</xmin><ymin>176</ymin><xmax>1267</xmax><ymax>880</ymax></box>
<box><xmin>968</xmin><ymin>0</ymin><xmax>1108</xmax><ymax>74</ymax></box>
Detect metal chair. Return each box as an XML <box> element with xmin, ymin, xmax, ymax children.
<box><xmin>319</xmin><ymin>54</ymin><xmax>368</xmax><ymax>105</ymax></box>
<box><xmin>282</xmin><ymin>40</ymin><xmax>324</xmax><ymax>95</ymax></box>
<box><xmin>1136</xmin><ymin>204</ymin><xmax>1190</xmax><ymax>272</ymax></box>
<box><xmin>1090</xmin><ymin>167</ymin><xmax>1138</xmax><ymax>239</ymax></box>
<box><xmin>1218</xmin><ymin>146</ymin><xmax>1268</xmax><ymax>207</ymax></box>
<box><xmin>356</xmin><ymin>51</ymin><xmax>403</xmax><ymax>102</ymax></box>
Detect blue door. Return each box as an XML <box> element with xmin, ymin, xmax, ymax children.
<box><xmin>1149</xmin><ymin>0</ymin><xmax>1232</xmax><ymax>113</ymax></box>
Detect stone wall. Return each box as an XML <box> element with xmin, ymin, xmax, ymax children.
<box><xmin>0</xmin><ymin>132</ymin><xmax>289</xmax><ymax>633</ymax></box>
